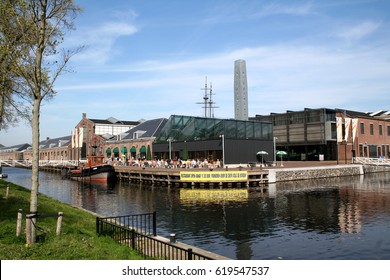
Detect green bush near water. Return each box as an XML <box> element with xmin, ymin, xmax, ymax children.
<box><xmin>0</xmin><ymin>180</ymin><xmax>144</xmax><ymax>260</ymax></box>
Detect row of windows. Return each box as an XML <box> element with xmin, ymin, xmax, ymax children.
<box><xmin>263</xmin><ymin>110</ymin><xmax>324</xmax><ymax>126</ymax></box>
<box><xmin>358</xmin><ymin>144</ymin><xmax>390</xmax><ymax>158</ymax></box>
<box><xmin>155</xmin><ymin>115</ymin><xmax>273</xmax><ymax>143</ymax></box>
<box><xmin>360</xmin><ymin>123</ymin><xmax>390</xmax><ymax>136</ymax></box>
<box><xmin>95</xmin><ymin>125</ymin><xmax>132</xmax><ymax>136</ymax></box>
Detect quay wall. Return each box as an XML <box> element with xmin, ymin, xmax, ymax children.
<box><xmin>268</xmin><ymin>164</ymin><xmax>364</xmax><ymax>183</ymax></box>
<box><xmin>363</xmin><ymin>164</ymin><xmax>390</xmax><ymax>174</ymax></box>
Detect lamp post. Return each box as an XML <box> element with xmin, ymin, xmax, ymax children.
<box><xmin>273</xmin><ymin>137</ymin><xmax>278</xmax><ymax>166</ymax></box>
<box><xmin>167</xmin><ymin>138</ymin><xmax>172</xmax><ymax>160</ymax></box>
<box><xmin>220</xmin><ymin>134</ymin><xmax>225</xmax><ymax>167</ymax></box>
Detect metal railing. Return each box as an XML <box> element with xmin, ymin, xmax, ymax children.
<box><xmin>96</xmin><ymin>212</ymin><xmax>213</xmax><ymax>260</ymax></box>
<box><xmin>97</xmin><ymin>212</ymin><xmax>157</xmax><ymax>236</ymax></box>
<box><xmin>0</xmin><ymin>159</ymin><xmax>79</xmax><ymax>168</ymax></box>
<box><xmin>354</xmin><ymin>157</ymin><xmax>390</xmax><ymax>166</ymax></box>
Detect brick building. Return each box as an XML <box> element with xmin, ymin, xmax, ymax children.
<box><xmin>342</xmin><ymin>110</ymin><xmax>390</xmax><ymax>160</ymax></box>
<box><xmin>0</xmin><ymin>143</ymin><xmax>31</xmax><ymax>161</ymax></box>
<box><xmin>69</xmin><ymin>113</ymin><xmax>140</xmax><ymax>160</ymax></box>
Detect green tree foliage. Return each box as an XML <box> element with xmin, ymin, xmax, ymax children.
<box><xmin>146</xmin><ymin>145</ymin><xmax>152</xmax><ymax>160</ymax></box>
<box><xmin>0</xmin><ymin>0</ymin><xmax>30</xmax><ymax>130</ymax></box>
<box><xmin>1</xmin><ymin>0</ymin><xmax>82</xmax><ymax>244</ymax></box>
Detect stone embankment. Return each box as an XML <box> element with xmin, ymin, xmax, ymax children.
<box><xmin>268</xmin><ymin>164</ymin><xmax>363</xmax><ymax>183</ymax></box>
<box><xmin>267</xmin><ymin>161</ymin><xmax>390</xmax><ymax>183</ymax></box>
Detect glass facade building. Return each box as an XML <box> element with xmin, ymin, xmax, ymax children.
<box><xmin>155</xmin><ymin>115</ymin><xmax>272</xmax><ymax>143</ymax></box>
<box><xmin>153</xmin><ymin>115</ymin><xmax>273</xmax><ymax>164</ymax></box>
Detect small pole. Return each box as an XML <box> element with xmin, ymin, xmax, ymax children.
<box><xmin>56</xmin><ymin>212</ymin><xmax>63</xmax><ymax>235</ymax></box>
<box><xmin>153</xmin><ymin>211</ymin><xmax>157</xmax><ymax>236</ymax></box>
<box><xmin>16</xmin><ymin>209</ymin><xmax>23</xmax><ymax>237</ymax></box>
<box><xmin>26</xmin><ymin>214</ymin><xmax>34</xmax><ymax>245</ymax></box>
<box><xmin>187</xmin><ymin>248</ymin><xmax>193</xmax><ymax>260</ymax></box>
<box><xmin>6</xmin><ymin>186</ymin><xmax>9</xmax><ymax>198</ymax></box>
<box><xmin>131</xmin><ymin>229</ymin><xmax>136</xmax><ymax>249</ymax></box>
<box><xmin>96</xmin><ymin>217</ymin><xmax>100</xmax><ymax>235</ymax></box>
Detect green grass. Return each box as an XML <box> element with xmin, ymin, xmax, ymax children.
<box><xmin>0</xmin><ymin>180</ymin><xmax>144</xmax><ymax>260</ymax></box>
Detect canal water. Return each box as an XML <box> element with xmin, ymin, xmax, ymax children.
<box><xmin>2</xmin><ymin>166</ymin><xmax>390</xmax><ymax>260</ymax></box>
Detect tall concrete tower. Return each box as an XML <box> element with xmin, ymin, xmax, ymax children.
<box><xmin>234</xmin><ymin>59</ymin><xmax>248</xmax><ymax>120</ymax></box>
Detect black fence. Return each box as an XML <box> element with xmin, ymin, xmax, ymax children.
<box><xmin>96</xmin><ymin>212</ymin><xmax>213</xmax><ymax>260</ymax></box>
<box><xmin>96</xmin><ymin>212</ymin><xmax>157</xmax><ymax>236</ymax></box>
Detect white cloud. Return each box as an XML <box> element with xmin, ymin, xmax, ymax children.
<box><xmin>255</xmin><ymin>2</ymin><xmax>314</xmax><ymax>17</ymax></box>
<box><xmin>336</xmin><ymin>20</ymin><xmax>381</xmax><ymax>41</ymax></box>
<box><xmin>56</xmin><ymin>41</ymin><xmax>390</xmax><ymax>119</ymax></box>
<box><xmin>69</xmin><ymin>21</ymin><xmax>138</xmax><ymax>64</ymax></box>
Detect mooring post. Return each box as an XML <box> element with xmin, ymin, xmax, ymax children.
<box><xmin>16</xmin><ymin>209</ymin><xmax>23</xmax><ymax>237</ymax></box>
<box><xmin>6</xmin><ymin>185</ymin><xmax>9</xmax><ymax>198</ymax></box>
<box><xmin>56</xmin><ymin>212</ymin><xmax>63</xmax><ymax>235</ymax></box>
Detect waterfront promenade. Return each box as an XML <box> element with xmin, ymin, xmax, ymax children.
<box><xmin>115</xmin><ymin>158</ymin><xmax>389</xmax><ymax>186</ymax></box>
<box><xmin>2</xmin><ymin>158</ymin><xmax>389</xmax><ymax>187</ymax></box>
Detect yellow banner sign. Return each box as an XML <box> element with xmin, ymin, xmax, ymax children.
<box><xmin>180</xmin><ymin>171</ymin><xmax>248</xmax><ymax>182</ymax></box>
<box><xmin>180</xmin><ymin>189</ymin><xmax>248</xmax><ymax>203</ymax></box>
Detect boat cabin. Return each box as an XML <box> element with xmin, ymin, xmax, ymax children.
<box><xmin>86</xmin><ymin>155</ymin><xmax>105</xmax><ymax>168</ymax></box>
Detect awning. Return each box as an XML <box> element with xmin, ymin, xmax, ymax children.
<box><xmin>130</xmin><ymin>146</ymin><xmax>136</xmax><ymax>153</ymax></box>
<box><xmin>139</xmin><ymin>146</ymin><xmax>146</xmax><ymax>153</ymax></box>
<box><xmin>121</xmin><ymin>146</ymin><xmax>127</xmax><ymax>154</ymax></box>
<box><xmin>113</xmin><ymin>147</ymin><xmax>119</xmax><ymax>154</ymax></box>
<box><xmin>106</xmin><ymin>148</ymin><xmax>111</xmax><ymax>154</ymax></box>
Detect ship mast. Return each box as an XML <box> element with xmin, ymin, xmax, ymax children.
<box><xmin>197</xmin><ymin>76</ymin><xmax>218</xmax><ymax>118</ymax></box>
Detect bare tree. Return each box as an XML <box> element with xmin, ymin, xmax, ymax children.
<box><xmin>1</xmin><ymin>0</ymin><xmax>82</xmax><ymax>244</ymax></box>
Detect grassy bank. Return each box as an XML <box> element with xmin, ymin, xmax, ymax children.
<box><xmin>0</xmin><ymin>179</ymin><xmax>144</xmax><ymax>260</ymax></box>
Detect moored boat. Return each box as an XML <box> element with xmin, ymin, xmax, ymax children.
<box><xmin>0</xmin><ymin>165</ymin><xmax>7</xmax><ymax>178</ymax></box>
<box><xmin>68</xmin><ymin>155</ymin><xmax>115</xmax><ymax>182</ymax></box>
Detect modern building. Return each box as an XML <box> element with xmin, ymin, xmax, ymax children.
<box><xmin>234</xmin><ymin>59</ymin><xmax>248</xmax><ymax>121</ymax></box>
<box><xmin>90</xmin><ymin>116</ymin><xmax>140</xmax><ymax>137</ymax></box>
<box><xmin>153</xmin><ymin>115</ymin><xmax>273</xmax><ymax>164</ymax></box>
<box><xmin>252</xmin><ymin>108</ymin><xmax>390</xmax><ymax>162</ymax></box>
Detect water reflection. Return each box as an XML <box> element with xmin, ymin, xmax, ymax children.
<box><xmin>3</xmin><ymin>167</ymin><xmax>390</xmax><ymax>259</ymax></box>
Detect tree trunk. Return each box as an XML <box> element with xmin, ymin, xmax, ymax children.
<box><xmin>27</xmin><ymin>0</ymin><xmax>47</xmax><ymax>245</ymax></box>
<box><xmin>28</xmin><ymin>98</ymin><xmax>41</xmax><ymax>244</ymax></box>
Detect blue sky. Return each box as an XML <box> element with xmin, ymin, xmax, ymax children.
<box><xmin>1</xmin><ymin>0</ymin><xmax>390</xmax><ymax>146</ymax></box>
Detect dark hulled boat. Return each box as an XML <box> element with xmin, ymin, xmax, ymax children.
<box><xmin>68</xmin><ymin>155</ymin><xmax>115</xmax><ymax>183</ymax></box>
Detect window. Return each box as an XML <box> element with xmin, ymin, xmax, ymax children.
<box><xmin>388</xmin><ymin>126</ymin><xmax>390</xmax><ymax>137</ymax></box>
<box><xmin>379</xmin><ymin>125</ymin><xmax>383</xmax><ymax>135</ymax></box>
<box><xmin>360</xmin><ymin>123</ymin><xmax>365</xmax><ymax>134</ymax></box>
<box><xmin>359</xmin><ymin>144</ymin><xmax>363</xmax><ymax>157</ymax></box>
<box><xmin>370</xmin><ymin>124</ymin><xmax>374</xmax><ymax>135</ymax></box>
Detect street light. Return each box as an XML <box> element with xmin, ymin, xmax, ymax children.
<box><xmin>220</xmin><ymin>134</ymin><xmax>225</xmax><ymax>167</ymax></box>
<box><xmin>273</xmin><ymin>137</ymin><xmax>278</xmax><ymax>166</ymax></box>
<box><xmin>167</xmin><ymin>138</ymin><xmax>172</xmax><ymax>160</ymax></box>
